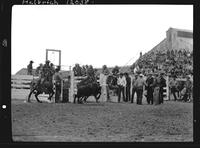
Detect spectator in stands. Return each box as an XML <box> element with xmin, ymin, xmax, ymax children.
<box><xmin>135</xmin><ymin>73</ymin><xmax>146</xmax><ymax>105</ymax></box>
<box><xmin>27</xmin><ymin>60</ymin><xmax>34</xmax><ymax>75</ymax></box>
<box><xmin>117</xmin><ymin>73</ymin><xmax>126</xmax><ymax>103</ymax></box>
<box><xmin>125</xmin><ymin>72</ymin><xmax>131</xmax><ymax>102</ymax></box>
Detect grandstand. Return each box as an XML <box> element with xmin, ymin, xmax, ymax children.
<box><xmin>133</xmin><ymin>27</ymin><xmax>193</xmax><ymax>76</ymax></box>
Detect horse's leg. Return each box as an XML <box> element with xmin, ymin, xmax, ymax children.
<box><xmin>27</xmin><ymin>89</ymin><xmax>34</xmax><ymax>103</ymax></box>
<box><xmin>35</xmin><ymin>92</ymin><xmax>42</xmax><ymax>103</ymax></box>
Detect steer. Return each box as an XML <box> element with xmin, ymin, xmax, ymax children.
<box><xmin>74</xmin><ymin>82</ymin><xmax>101</xmax><ymax>104</ymax></box>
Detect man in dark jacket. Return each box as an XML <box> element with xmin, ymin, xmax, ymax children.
<box><xmin>42</xmin><ymin>60</ymin><xmax>52</xmax><ymax>81</ymax></box>
<box><xmin>159</xmin><ymin>72</ymin><xmax>166</xmax><ymax>104</ymax></box>
<box><xmin>146</xmin><ymin>72</ymin><xmax>154</xmax><ymax>104</ymax></box>
<box><xmin>125</xmin><ymin>73</ymin><xmax>131</xmax><ymax>102</ymax></box>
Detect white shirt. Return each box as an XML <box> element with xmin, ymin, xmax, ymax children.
<box><xmin>99</xmin><ymin>73</ymin><xmax>107</xmax><ymax>86</ymax></box>
<box><xmin>117</xmin><ymin>76</ymin><xmax>127</xmax><ymax>87</ymax></box>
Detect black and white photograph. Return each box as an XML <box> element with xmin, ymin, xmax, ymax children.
<box><xmin>11</xmin><ymin>3</ymin><xmax>193</xmax><ymax>142</ymax></box>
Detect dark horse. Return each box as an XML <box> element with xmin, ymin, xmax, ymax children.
<box><xmin>27</xmin><ymin>78</ymin><xmax>54</xmax><ymax>103</ymax></box>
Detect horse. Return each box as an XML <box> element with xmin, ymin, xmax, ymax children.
<box><xmin>27</xmin><ymin>78</ymin><xmax>54</xmax><ymax>103</ymax></box>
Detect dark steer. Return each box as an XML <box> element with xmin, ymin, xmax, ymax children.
<box><xmin>74</xmin><ymin>82</ymin><xmax>101</xmax><ymax>104</ymax></box>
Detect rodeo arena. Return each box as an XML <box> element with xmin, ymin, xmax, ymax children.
<box><xmin>12</xmin><ymin>28</ymin><xmax>193</xmax><ymax>142</ymax></box>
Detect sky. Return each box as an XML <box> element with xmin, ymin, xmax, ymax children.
<box><xmin>11</xmin><ymin>5</ymin><xmax>193</xmax><ymax>74</ymax></box>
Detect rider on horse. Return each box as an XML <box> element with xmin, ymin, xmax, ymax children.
<box><xmin>37</xmin><ymin>60</ymin><xmax>54</xmax><ymax>87</ymax></box>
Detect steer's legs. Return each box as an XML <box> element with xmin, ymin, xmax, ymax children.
<box><xmin>73</xmin><ymin>94</ymin><xmax>76</xmax><ymax>103</ymax></box>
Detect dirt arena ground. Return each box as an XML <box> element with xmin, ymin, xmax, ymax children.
<box><xmin>12</xmin><ymin>97</ymin><xmax>193</xmax><ymax>142</ymax></box>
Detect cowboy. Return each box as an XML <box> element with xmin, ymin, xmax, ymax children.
<box><xmin>41</xmin><ymin>60</ymin><xmax>52</xmax><ymax>84</ymax></box>
<box><xmin>50</xmin><ymin>63</ymin><xmax>56</xmax><ymax>76</ymax></box>
<box><xmin>53</xmin><ymin>66</ymin><xmax>62</xmax><ymax>103</ymax></box>
<box><xmin>125</xmin><ymin>72</ymin><xmax>131</xmax><ymax>102</ymax></box>
<box><xmin>27</xmin><ymin>60</ymin><xmax>34</xmax><ymax>75</ymax></box>
<box><xmin>169</xmin><ymin>75</ymin><xmax>178</xmax><ymax>101</ymax></box>
<box><xmin>117</xmin><ymin>73</ymin><xmax>126</xmax><ymax>103</ymax></box>
<box><xmin>135</xmin><ymin>73</ymin><xmax>146</xmax><ymax>105</ymax></box>
<box><xmin>35</xmin><ymin>63</ymin><xmax>43</xmax><ymax>76</ymax></box>
<box><xmin>184</xmin><ymin>75</ymin><xmax>192</xmax><ymax>102</ymax></box>
<box><xmin>146</xmin><ymin>72</ymin><xmax>154</xmax><ymax>104</ymax></box>
<box><xmin>159</xmin><ymin>72</ymin><xmax>166</xmax><ymax>104</ymax></box>
<box><xmin>131</xmin><ymin>73</ymin><xmax>138</xmax><ymax>103</ymax></box>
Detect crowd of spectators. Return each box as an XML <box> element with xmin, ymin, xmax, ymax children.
<box><xmin>135</xmin><ymin>49</ymin><xmax>193</xmax><ymax>78</ymax></box>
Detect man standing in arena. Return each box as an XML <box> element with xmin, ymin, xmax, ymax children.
<box><xmin>125</xmin><ymin>72</ymin><xmax>131</xmax><ymax>102</ymax></box>
<box><xmin>135</xmin><ymin>73</ymin><xmax>146</xmax><ymax>105</ymax></box>
<box><xmin>159</xmin><ymin>72</ymin><xmax>166</xmax><ymax>104</ymax></box>
<box><xmin>146</xmin><ymin>72</ymin><xmax>154</xmax><ymax>104</ymax></box>
<box><xmin>184</xmin><ymin>75</ymin><xmax>192</xmax><ymax>102</ymax></box>
<box><xmin>169</xmin><ymin>75</ymin><xmax>178</xmax><ymax>101</ymax></box>
<box><xmin>53</xmin><ymin>66</ymin><xmax>62</xmax><ymax>103</ymax></box>
<box><xmin>131</xmin><ymin>73</ymin><xmax>138</xmax><ymax>103</ymax></box>
<box><xmin>27</xmin><ymin>60</ymin><xmax>34</xmax><ymax>75</ymax></box>
<box><xmin>117</xmin><ymin>73</ymin><xmax>126</xmax><ymax>103</ymax></box>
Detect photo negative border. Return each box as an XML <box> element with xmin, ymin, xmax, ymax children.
<box><xmin>0</xmin><ymin>0</ymin><xmax>199</xmax><ymax>146</ymax></box>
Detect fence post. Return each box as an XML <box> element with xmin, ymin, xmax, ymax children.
<box><xmin>60</xmin><ymin>79</ymin><xmax>63</xmax><ymax>102</ymax></box>
<box><xmin>70</xmin><ymin>67</ymin><xmax>74</xmax><ymax>103</ymax></box>
<box><xmin>52</xmin><ymin>80</ymin><xmax>56</xmax><ymax>103</ymax></box>
<box><xmin>166</xmin><ymin>75</ymin><xmax>169</xmax><ymax>101</ymax></box>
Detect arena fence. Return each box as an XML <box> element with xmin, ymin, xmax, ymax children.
<box><xmin>11</xmin><ymin>73</ymin><xmax>170</xmax><ymax>103</ymax></box>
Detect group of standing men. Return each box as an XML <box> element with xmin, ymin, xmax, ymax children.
<box><xmin>100</xmin><ymin>71</ymin><xmax>166</xmax><ymax>105</ymax></box>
